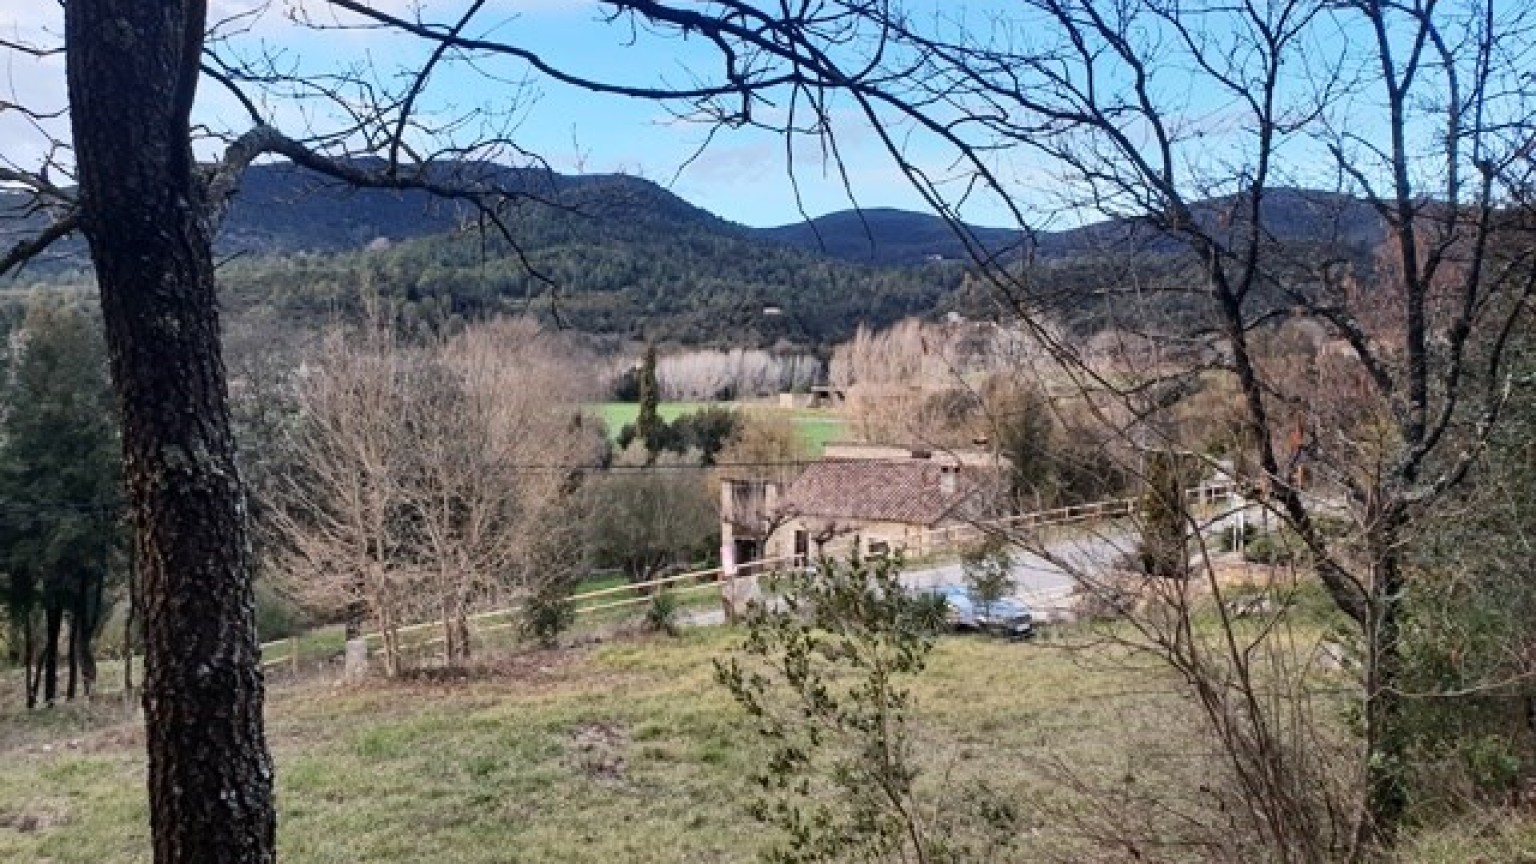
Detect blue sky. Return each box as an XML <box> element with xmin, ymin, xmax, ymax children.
<box><xmin>306</xmin><ymin>1</ymin><xmax>971</xmax><ymax>227</ymax></box>
<box><xmin>3</xmin><ymin>1</ymin><xmax>1507</xmax><ymax>231</ymax></box>
<box><xmin>0</xmin><ymin>0</ymin><xmax>959</xmax><ymax>229</ymax></box>
<box><xmin>459</xmin><ymin>6</ymin><xmax>927</xmax><ymax>226</ymax></box>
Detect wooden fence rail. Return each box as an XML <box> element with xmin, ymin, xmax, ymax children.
<box><xmin>258</xmin><ymin>486</ymin><xmax>1241</xmax><ymax>670</ymax></box>
<box><xmin>257</xmin><ymin>555</ymin><xmax>799</xmax><ymax>669</ymax></box>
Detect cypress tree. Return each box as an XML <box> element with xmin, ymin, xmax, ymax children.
<box><xmin>636</xmin><ymin>342</ymin><xmax>663</xmax><ymax>453</ymax></box>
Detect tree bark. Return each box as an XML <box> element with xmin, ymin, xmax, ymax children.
<box><xmin>66</xmin><ymin>613</ymin><xmax>78</xmax><ymax>702</ymax></box>
<box><xmin>23</xmin><ymin>618</ymin><xmax>37</xmax><ymax>711</ymax></box>
<box><xmin>124</xmin><ymin>548</ymin><xmax>138</xmax><ymax>699</ymax></box>
<box><xmin>43</xmin><ymin>602</ymin><xmax>62</xmax><ymax>705</ymax></box>
<box><xmin>442</xmin><ymin>592</ymin><xmax>471</xmax><ymax>665</ymax></box>
<box><xmin>65</xmin><ymin>2</ymin><xmax>275</xmax><ymax>863</ymax></box>
<box><xmin>1359</xmin><ymin>528</ymin><xmax>1409</xmax><ymax>854</ymax></box>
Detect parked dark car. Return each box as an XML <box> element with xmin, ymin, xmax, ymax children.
<box><xmin>929</xmin><ymin>584</ymin><xmax>1034</xmax><ymax>640</ymax></box>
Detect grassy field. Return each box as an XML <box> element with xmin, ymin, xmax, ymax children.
<box><xmin>591</xmin><ymin>401</ymin><xmax>717</xmax><ymax>433</ymax></box>
<box><xmin>0</xmin><ymin>627</ymin><xmax>1526</xmax><ymax>862</ymax></box>
<box><xmin>786</xmin><ymin>412</ymin><xmax>847</xmax><ymax>455</ymax></box>
<box><xmin>590</xmin><ymin>401</ymin><xmax>848</xmax><ymax>456</ymax></box>
<box><xmin>0</xmin><ymin>629</ymin><xmax>1188</xmax><ymax>863</ymax></box>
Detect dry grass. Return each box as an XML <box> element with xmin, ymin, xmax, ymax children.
<box><xmin>0</xmin><ymin>625</ymin><xmax>1529</xmax><ymax>863</ymax></box>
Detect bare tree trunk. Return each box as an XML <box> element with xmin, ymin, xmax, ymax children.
<box><xmin>382</xmin><ymin>622</ymin><xmax>401</xmax><ymax>678</ymax></box>
<box><xmin>42</xmin><ymin>602</ymin><xmax>62</xmax><ymax>706</ymax></box>
<box><xmin>442</xmin><ymin>596</ymin><xmax>471</xmax><ymax>665</ymax></box>
<box><xmin>23</xmin><ymin>618</ymin><xmax>37</xmax><ymax>712</ymax></box>
<box><xmin>78</xmin><ymin>589</ymin><xmax>99</xmax><ymax>701</ymax></box>
<box><xmin>455</xmin><ymin>612</ymin><xmax>471</xmax><ymax>663</ymax></box>
<box><xmin>66</xmin><ymin>614</ymin><xmax>78</xmax><ymax>702</ymax></box>
<box><xmin>1359</xmin><ymin>527</ymin><xmax>1409</xmax><ymax>853</ymax></box>
<box><xmin>65</xmin><ymin>2</ymin><xmax>275</xmax><ymax>862</ymax></box>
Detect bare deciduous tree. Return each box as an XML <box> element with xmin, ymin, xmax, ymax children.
<box><xmin>348</xmin><ymin>0</ymin><xmax>1533</xmax><ymax>853</ymax></box>
<box><xmin>656</xmin><ymin>348</ymin><xmax>819</xmax><ymax>402</ymax></box>
<box><xmin>407</xmin><ymin>320</ymin><xmax>602</xmax><ymax>664</ymax></box>
<box><xmin>1</xmin><ymin>3</ymin><xmax>599</xmax><ymax>856</ymax></box>
<box><xmin>270</xmin><ymin>321</ymin><xmax>418</xmax><ymax>677</ymax></box>
<box><xmin>619</xmin><ymin>2</ymin><xmax>1532</xmax><ymax>851</ymax></box>
<box><xmin>271</xmin><ymin>315</ymin><xmax>601</xmax><ymax>672</ymax></box>
<box><xmin>5</xmin><ymin>0</ymin><xmax>1530</xmax><ymax>857</ymax></box>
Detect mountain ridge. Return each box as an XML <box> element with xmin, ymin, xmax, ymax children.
<box><xmin>4</xmin><ymin>160</ymin><xmax>1384</xmax><ymax>268</ymax></box>
<box><xmin>0</xmin><ymin>161</ymin><xmax>1387</xmax><ymax>346</ymax></box>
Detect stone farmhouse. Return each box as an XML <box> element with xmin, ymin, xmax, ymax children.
<box><xmin>720</xmin><ymin>443</ymin><xmax>1008</xmax><ymax>574</ymax></box>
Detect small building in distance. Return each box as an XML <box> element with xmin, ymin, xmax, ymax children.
<box><xmin>776</xmin><ymin>385</ymin><xmax>845</xmax><ymax>410</ymax></box>
<box><xmin>720</xmin><ymin>443</ymin><xmax>1007</xmax><ymax>572</ymax></box>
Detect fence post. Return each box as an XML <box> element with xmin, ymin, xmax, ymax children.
<box><xmin>343</xmin><ymin>637</ymin><xmax>370</xmax><ymax>681</ymax></box>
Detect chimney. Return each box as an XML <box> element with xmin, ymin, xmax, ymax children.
<box><xmin>940</xmin><ymin>464</ymin><xmax>957</xmax><ymax>496</ymax></box>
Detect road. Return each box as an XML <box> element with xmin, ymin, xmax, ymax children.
<box><xmin>904</xmin><ymin>498</ymin><xmax>1258</xmax><ymax>608</ymax></box>
<box><xmin>686</xmin><ymin>495</ymin><xmax>1260</xmax><ymax>628</ymax></box>
<box><xmin>684</xmin><ymin>528</ymin><xmax>1140</xmax><ymax>628</ymax></box>
<box><xmin>901</xmin><ymin>530</ymin><xmax>1134</xmax><ymax>618</ymax></box>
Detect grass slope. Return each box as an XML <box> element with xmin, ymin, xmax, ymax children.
<box><xmin>0</xmin><ymin>627</ymin><xmax>1524</xmax><ymax>862</ymax></box>
<box><xmin>0</xmin><ymin>630</ymin><xmax>1177</xmax><ymax>863</ymax></box>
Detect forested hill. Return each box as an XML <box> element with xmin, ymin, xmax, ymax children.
<box><xmin>215</xmin><ymin>200</ymin><xmax>963</xmax><ymax>346</ymax></box>
<box><xmin>214</xmin><ymin>161</ymin><xmax>737</xmax><ymax>257</ymax></box>
<box><xmin>757</xmin><ymin>208</ymin><xmax>1023</xmax><ymax>266</ymax></box>
<box><xmin>1</xmin><ymin>161</ymin><xmax>968</xmax><ymax>347</ymax></box>
<box><xmin>2</xmin><ymin>159</ymin><xmax>1384</xmax><ymax>346</ymax></box>
<box><xmin>758</xmin><ymin>188</ymin><xmax>1384</xmax><ymax>266</ymax></box>
<box><xmin>209</xmin><ymin>162</ymin><xmax>966</xmax><ymax>346</ymax></box>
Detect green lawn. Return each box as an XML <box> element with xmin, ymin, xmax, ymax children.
<box><xmin>590</xmin><ymin>401</ymin><xmax>848</xmax><ymax>456</ymax></box>
<box><xmin>590</xmin><ymin>401</ymin><xmax>717</xmax><ymax>434</ymax></box>
<box><xmin>787</xmin><ymin>412</ymin><xmax>848</xmax><ymax>455</ymax></box>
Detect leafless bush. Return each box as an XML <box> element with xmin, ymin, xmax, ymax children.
<box><xmin>266</xmin><ymin>314</ymin><xmax>602</xmax><ymax>674</ymax></box>
<box><xmin>1040</xmin><ymin>511</ymin><xmax>1362</xmax><ymax>863</ymax></box>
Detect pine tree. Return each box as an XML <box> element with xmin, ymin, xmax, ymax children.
<box><xmin>0</xmin><ymin>301</ymin><xmax>124</xmax><ymax>707</ymax></box>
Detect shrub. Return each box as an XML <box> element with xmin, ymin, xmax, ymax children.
<box><xmin>521</xmin><ymin>584</ymin><xmax>576</xmax><ymax>649</ymax></box>
<box><xmin>961</xmin><ymin>535</ymin><xmax>1015</xmax><ymax>627</ymax></box>
<box><xmin>1462</xmin><ymin>736</ymin><xmax>1523</xmax><ymax>799</ymax></box>
<box><xmin>644</xmin><ymin>588</ymin><xmax>682</xmax><ymax>637</ymax></box>
<box><xmin>254</xmin><ymin>580</ymin><xmax>307</xmax><ymax>642</ymax></box>
<box><xmin>716</xmin><ymin>553</ymin><xmax>1018</xmax><ymax>861</ymax></box>
<box><xmin>1243</xmin><ymin>530</ymin><xmax>1301</xmax><ymax>566</ymax></box>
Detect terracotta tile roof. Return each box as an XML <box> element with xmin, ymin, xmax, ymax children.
<box><xmin>778</xmin><ymin>459</ymin><xmax>991</xmax><ymax>526</ymax></box>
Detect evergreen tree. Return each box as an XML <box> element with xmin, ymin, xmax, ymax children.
<box><xmin>1138</xmin><ymin>449</ymin><xmax>1191</xmax><ymax>579</ymax></box>
<box><xmin>0</xmin><ymin>302</ymin><xmax>124</xmax><ymax>707</ymax></box>
<box><xmin>635</xmin><ymin>342</ymin><xmax>662</xmax><ymax>453</ymax></box>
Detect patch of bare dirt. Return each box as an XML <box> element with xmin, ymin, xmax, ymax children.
<box><xmin>0</xmin><ymin>799</ymin><xmax>72</xmax><ymax>833</ymax></box>
<box><xmin>566</xmin><ymin>722</ymin><xmax>629</xmax><ymax>786</ymax></box>
<box><xmin>81</xmin><ymin>720</ymin><xmax>144</xmax><ymax>755</ymax></box>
